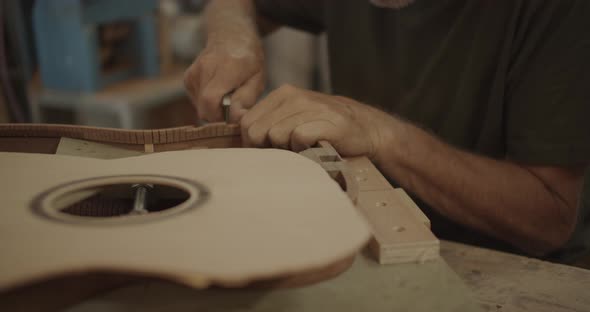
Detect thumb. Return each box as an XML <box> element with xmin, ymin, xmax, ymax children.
<box><xmin>227</xmin><ymin>71</ymin><xmax>265</xmax><ymax>123</ymax></box>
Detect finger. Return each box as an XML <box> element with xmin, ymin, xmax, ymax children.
<box><xmin>228</xmin><ymin>71</ymin><xmax>265</xmax><ymax>123</ymax></box>
<box><xmin>198</xmin><ymin>70</ymin><xmax>232</xmax><ymax>122</ymax></box>
<box><xmin>248</xmin><ymin>104</ymin><xmax>304</xmax><ymax>147</ymax></box>
<box><xmin>240</xmin><ymin>87</ymin><xmax>293</xmax><ymax>147</ymax></box>
<box><xmin>198</xmin><ymin>57</ymin><xmax>259</xmax><ymax>122</ymax></box>
<box><xmin>183</xmin><ymin>64</ymin><xmax>201</xmax><ymax>115</ymax></box>
<box><xmin>266</xmin><ymin>111</ymin><xmax>326</xmax><ymax>150</ymax></box>
<box><xmin>290</xmin><ymin>120</ymin><xmax>337</xmax><ymax>152</ymax></box>
<box><xmin>241</xmin><ymin>95</ymin><xmax>288</xmax><ymax>147</ymax></box>
<box><xmin>183</xmin><ymin>67</ymin><xmax>197</xmax><ymax>98</ymax></box>
<box><xmin>230</xmin><ymin>71</ymin><xmax>264</xmax><ymax>122</ymax></box>
<box><xmin>229</xmin><ymin>106</ymin><xmax>249</xmax><ymax>124</ymax></box>
<box><xmin>241</xmin><ymin>84</ymin><xmax>297</xmax><ymax>130</ymax></box>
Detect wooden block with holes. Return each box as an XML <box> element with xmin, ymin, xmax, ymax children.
<box><xmin>345</xmin><ymin>157</ymin><xmax>439</xmax><ymax>264</ymax></box>
<box><xmin>302</xmin><ymin>143</ymin><xmax>439</xmax><ymax>265</ymax></box>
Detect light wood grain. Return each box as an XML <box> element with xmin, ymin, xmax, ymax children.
<box><xmin>57</xmin><ymin>138</ymin><xmax>143</xmax><ymax>159</ymax></box>
<box><xmin>395</xmin><ymin>188</ymin><xmax>431</xmax><ymax>228</ymax></box>
<box><xmin>0</xmin><ymin>150</ymin><xmax>371</xmax><ymax>291</ymax></box>
<box><xmin>346</xmin><ymin>156</ymin><xmax>440</xmax><ymax>264</ymax></box>
<box><xmin>442</xmin><ymin>240</ymin><xmax>590</xmax><ymax>312</ymax></box>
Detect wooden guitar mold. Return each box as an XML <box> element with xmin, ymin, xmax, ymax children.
<box><xmin>0</xmin><ymin>123</ymin><xmax>439</xmax><ymax>293</ymax></box>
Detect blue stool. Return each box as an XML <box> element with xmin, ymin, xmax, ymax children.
<box><xmin>33</xmin><ymin>0</ymin><xmax>160</xmax><ymax>92</ymax></box>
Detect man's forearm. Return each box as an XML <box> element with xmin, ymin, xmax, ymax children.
<box><xmin>204</xmin><ymin>0</ymin><xmax>259</xmax><ymax>41</ymax></box>
<box><xmin>374</xmin><ymin>117</ymin><xmax>581</xmax><ymax>255</ymax></box>
<box><xmin>205</xmin><ymin>0</ymin><xmax>278</xmax><ymax>42</ymax></box>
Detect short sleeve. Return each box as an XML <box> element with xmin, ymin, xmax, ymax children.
<box><xmin>506</xmin><ymin>0</ymin><xmax>590</xmax><ymax>165</ymax></box>
<box><xmin>254</xmin><ymin>0</ymin><xmax>325</xmax><ymax>34</ymax></box>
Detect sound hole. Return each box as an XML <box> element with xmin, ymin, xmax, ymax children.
<box><xmin>32</xmin><ymin>175</ymin><xmax>208</xmax><ymax>225</ymax></box>
<box><xmin>59</xmin><ymin>184</ymin><xmax>190</xmax><ymax>218</ymax></box>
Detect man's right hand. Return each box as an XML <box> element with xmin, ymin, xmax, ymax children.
<box><xmin>184</xmin><ymin>0</ymin><xmax>266</xmax><ymax>123</ymax></box>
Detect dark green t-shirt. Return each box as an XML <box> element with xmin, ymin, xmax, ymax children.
<box><xmin>255</xmin><ymin>0</ymin><xmax>590</xmax><ymax>261</ymax></box>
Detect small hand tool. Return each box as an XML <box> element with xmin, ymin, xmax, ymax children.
<box><xmin>222</xmin><ymin>92</ymin><xmax>233</xmax><ymax>123</ymax></box>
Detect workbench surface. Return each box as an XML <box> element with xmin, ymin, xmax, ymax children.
<box><xmin>442</xmin><ymin>241</ymin><xmax>590</xmax><ymax>312</ymax></box>
<box><xmin>2</xmin><ymin>240</ymin><xmax>588</xmax><ymax>311</ymax></box>
<box><xmin>55</xmin><ymin>241</ymin><xmax>589</xmax><ymax>312</ymax></box>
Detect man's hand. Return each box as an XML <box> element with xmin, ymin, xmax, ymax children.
<box><xmin>242</xmin><ymin>84</ymin><xmax>583</xmax><ymax>255</ymax></box>
<box><xmin>241</xmin><ymin>84</ymin><xmax>398</xmax><ymax>158</ymax></box>
<box><xmin>184</xmin><ymin>0</ymin><xmax>266</xmax><ymax>122</ymax></box>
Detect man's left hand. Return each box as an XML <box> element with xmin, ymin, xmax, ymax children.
<box><xmin>240</xmin><ymin>84</ymin><xmax>395</xmax><ymax>158</ymax></box>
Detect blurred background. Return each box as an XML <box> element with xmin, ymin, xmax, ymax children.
<box><xmin>0</xmin><ymin>0</ymin><xmax>329</xmax><ymax>128</ymax></box>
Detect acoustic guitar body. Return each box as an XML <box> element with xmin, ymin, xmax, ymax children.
<box><xmin>0</xmin><ymin>124</ymin><xmax>371</xmax><ymax>292</ymax></box>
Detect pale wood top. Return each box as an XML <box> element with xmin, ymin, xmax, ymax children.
<box><xmin>0</xmin><ymin>149</ymin><xmax>371</xmax><ymax>290</ymax></box>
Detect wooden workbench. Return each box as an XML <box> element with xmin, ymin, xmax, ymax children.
<box><xmin>60</xmin><ymin>250</ymin><xmax>481</xmax><ymax>312</ymax></box>
<box><xmin>442</xmin><ymin>241</ymin><xmax>590</xmax><ymax>312</ymax></box>
<box><xmin>3</xmin><ymin>240</ymin><xmax>587</xmax><ymax>312</ymax></box>
<box><xmin>38</xmin><ymin>241</ymin><xmax>584</xmax><ymax>312</ymax></box>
